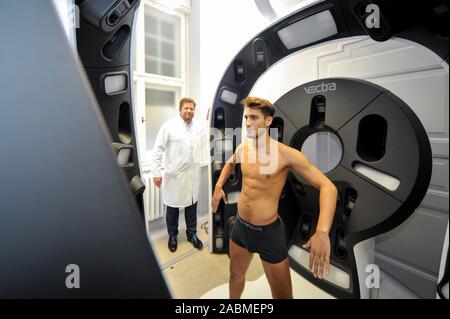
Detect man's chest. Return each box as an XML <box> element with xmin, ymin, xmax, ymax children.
<box><xmin>168</xmin><ymin>125</ymin><xmax>201</xmax><ymax>142</ymax></box>
<box><xmin>240</xmin><ymin>155</ymin><xmax>287</xmax><ymax>180</ymax></box>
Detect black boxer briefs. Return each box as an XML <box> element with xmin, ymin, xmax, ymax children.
<box><xmin>230</xmin><ymin>214</ymin><xmax>288</xmax><ymax>264</ymax></box>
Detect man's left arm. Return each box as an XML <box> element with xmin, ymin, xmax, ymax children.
<box><xmin>286</xmin><ymin>147</ymin><xmax>338</xmax><ymax>279</ymax></box>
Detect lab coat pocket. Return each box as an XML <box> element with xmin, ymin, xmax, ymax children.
<box><xmin>166</xmin><ymin>133</ymin><xmax>191</xmax><ymax>174</ymax></box>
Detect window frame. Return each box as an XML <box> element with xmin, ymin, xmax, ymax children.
<box><xmin>132</xmin><ymin>0</ymin><xmax>189</xmax><ymax>169</ymax></box>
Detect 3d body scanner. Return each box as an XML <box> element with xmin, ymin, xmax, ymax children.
<box><xmin>0</xmin><ymin>0</ymin><xmax>447</xmax><ymax>298</ymax></box>
<box><xmin>209</xmin><ymin>0</ymin><xmax>448</xmax><ymax>298</ymax></box>
<box><xmin>0</xmin><ymin>0</ymin><xmax>169</xmax><ymax>298</ymax></box>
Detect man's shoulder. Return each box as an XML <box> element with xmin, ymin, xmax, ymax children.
<box><xmin>277</xmin><ymin>141</ymin><xmax>302</xmax><ymax>161</ymax></box>
<box><xmin>192</xmin><ymin>117</ymin><xmax>208</xmax><ymax>128</ymax></box>
<box><xmin>277</xmin><ymin>141</ymin><xmax>295</xmax><ymax>153</ymax></box>
<box><xmin>235</xmin><ymin>142</ymin><xmax>248</xmax><ymax>154</ymax></box>
<box><xmin>162</xmin><ymin>117</ymin><xmax>178</xmax><ymax>128</ymax></box>
<box><xmin>191</xmin><ymin>118</ymin><xmax>201</xmax><ymax>127</ymax></box>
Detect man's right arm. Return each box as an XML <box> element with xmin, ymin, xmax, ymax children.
<box><xmin>150</xmin><ymin>123</ymin><xmax>168</xmax><ymax>187</ymax></box>
<box><xmin>211</xmin><ymin>144</ymin><xmax>242</xmax><ymax>213</ymax></box>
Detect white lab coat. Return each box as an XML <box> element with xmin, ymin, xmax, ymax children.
<box><xmin>150</xmin><ymin>116</ymin><xmax>208</xmax><ymax>208</ymax></box>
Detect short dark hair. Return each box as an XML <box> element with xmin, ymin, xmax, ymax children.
<box><xmin>179</xmin><ymin>97</ymin><xmax>196</xmax><ymax>110</ymax></box>
<box><xmin>241</xmin><ymin>96</ymin><xmax>275</xmax><ymax>117</ymax></box>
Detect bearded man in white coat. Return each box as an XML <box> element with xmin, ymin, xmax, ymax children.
<box><xmin>151</xmin><ymin>97</ymin><xmax>207</xmax><ymax>252</ymax></box>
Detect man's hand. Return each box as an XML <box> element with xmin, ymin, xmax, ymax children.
<box><xmin>153</xmin><ymin>177</ymin><xmax>162</xmax><ymax>188</ymax></box>
<box><xmin>211</xmin><ymin>186</ymin><xmax>227</xmax><ymax>213</ymax></box>
<box><xmin>303</xmin><ymin>231</ymin><xmax>331</xmax><ymax>279</ymax></box>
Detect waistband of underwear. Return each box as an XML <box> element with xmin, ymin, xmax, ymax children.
<box><xmin>236</xmin><ymin>214</ymin><xmax>280</xmax><ymax>233</ymax></box>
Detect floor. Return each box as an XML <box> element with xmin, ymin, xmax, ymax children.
<box><xmin>201</xmin><ymin>268</ymin><xmax>334</xmax><ymax>299</ymax></box>
<box><xmin>148</xmin><ymin>215</ymin><xmax>264</xmax><ymax>299</ymax></box>
<box><xmin>147</xmin><ymin>215</ymin><xmax>333</xmax><ymax>299</ymax></box>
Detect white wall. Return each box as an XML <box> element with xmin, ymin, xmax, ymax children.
<box><xmin>191</xmin><ymin>0</ymin><xmax>311</xmax><ymax>118</ymax></box>
<box><xmin>188</xmin><ymin>0</ymin><xmax>201</xmax><ymax>107</ymax></box>
<box><xmin>193</xmin><ymin>0</ymin><xmax>270</xmax><ymax>118</ymax></box>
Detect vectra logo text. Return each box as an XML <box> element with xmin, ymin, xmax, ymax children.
<box><xmin>304</xmin><ymin>82</ymin><xmax>336</xmax><ymax>94</ymax></box>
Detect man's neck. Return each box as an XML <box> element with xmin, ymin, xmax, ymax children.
<box><xmin>179</xmin><ymin>115</ymin><xmax>192</xmax><ymax>125</ymax></box>
<box><xmin>249</xmin><ymin>131</ymin><xmax>272</xmax><ymax>150</ymax></box>
<box><xmin>247</xmin><ymin>132</ymin><xmax>278</xmax><ymax>168</ymax></box>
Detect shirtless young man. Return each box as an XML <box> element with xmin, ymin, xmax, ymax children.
<box><xmin>211</xmin><ymin>96</ymin><xmax>338</xmax><ymax>299</ymax></box>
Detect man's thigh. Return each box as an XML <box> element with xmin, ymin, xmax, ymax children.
<box><xmin>229</xmin><ymin>239</ymin><xmax>254</xmax><ymax>276</ymax></box>
<box><xmin>261</xmin><ymin>258</ymin><xmax>293</xmax><ymax>298</ymax></box>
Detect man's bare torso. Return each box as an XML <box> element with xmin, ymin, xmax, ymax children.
<box><xmin>237</xmin><ymin>140</ymin><xmax>290</xmax><ymax>225</ymax></box>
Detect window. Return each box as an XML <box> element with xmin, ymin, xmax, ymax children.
<box><xmin>133</xmin><ymin>0</ymin><xmax>189</xmax><ymax>166</ymax></box>
<box><xmin>145</xmin><ymin>8</ymin><xmax>181</xmax><ymax>77</ymax></box>
<box><xmin>144</xmin><ymin>85</ymin><xmax>181</xmax><ymax>151</ymax></box>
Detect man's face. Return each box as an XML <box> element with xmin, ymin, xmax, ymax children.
<box><xmin>244</xmin><ymin>107</ymin><xmax>272</xmax><ymax>139</ymax></box>
<box><xmin>180</xmin><ymin>102</ymin><xmax>195</xmax><ymax>123</ymax></box>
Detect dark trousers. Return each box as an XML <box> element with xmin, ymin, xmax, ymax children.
<box><xmin>166</xmin><ymin>202</ymin><xmax>197</xmax><ymax>238</ymax></box>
